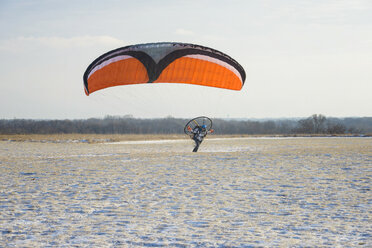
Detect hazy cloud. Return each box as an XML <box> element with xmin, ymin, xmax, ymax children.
<box><xmin>175</xmin><ymin>28</ymin><xmax>195</xmax><ymax>36</ymax></box>
<box><xmin>0</xmin><ymin>35</ymin><xmax>125</xmax><ymax>51</ymax></box>
<box><xmin>264</xmin><ymin>0</ymin><xmax>372</xmax><ymax>24</ymax></box>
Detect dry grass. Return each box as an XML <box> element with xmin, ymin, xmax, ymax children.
<box><xmin>1</xmin><ymin>133</ymin><xmax>368</xmax><ymax>143</ymax></box>
<box><xmin>1</xmin><ymin>137</ymin><xmax>371</xmax><ymax>247</ymax></box>
<box><xmin>0</xmin><ymin>134</ymin><xmax>186</xmax><ymax>143</ymax></box>
<box><xmin>1</xmin><ymin>133</ymin><xmax>271</xmax><ymax>143</ymax></box>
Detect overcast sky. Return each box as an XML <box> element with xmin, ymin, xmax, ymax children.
<box><xmin>1</xmin><ymin>0</ymin><xmax>371</xmax><ymax>119</ymax></box>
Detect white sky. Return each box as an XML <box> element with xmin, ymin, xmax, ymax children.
<box><xmin>0</xmin><ymin>0</ymin><xmax>371</xmax><ymax>119</ymax></box>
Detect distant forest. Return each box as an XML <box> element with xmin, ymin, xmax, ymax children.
<box><xmin>1</xmin><ymin>114</ymin><xmax>371</xmax><ymax>135</ymax></box>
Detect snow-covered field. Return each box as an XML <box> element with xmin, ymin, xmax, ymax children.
<box><xmin>1</xmin><ymin>137</ymin><xmax>371</xmax><ymax>247</ymax></box>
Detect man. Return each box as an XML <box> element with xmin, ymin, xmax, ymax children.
<box><xmin>190</xmin><ymin>124</ymin><xmax>213</xmax><ymax>152</ymax></box>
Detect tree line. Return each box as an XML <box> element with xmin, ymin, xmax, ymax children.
<box><xmin>0</xmin><ymin>114</ymin><xmax>371</xmax><ymax>135</ymax></box>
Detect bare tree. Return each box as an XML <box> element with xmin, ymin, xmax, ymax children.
<box><xmin>0</xmin><ymin>116</ymin><xmax>370</xmax><ymax>135</ymax></box>
<box><xmin>327</xmin><ymin>122</ymin><xmax>346</xmax><ymax>134</ymax></box>
<box><xmin>312</xmin><ymin>114</ymin><xmax>327</xmax><ymax>133</ymax></box>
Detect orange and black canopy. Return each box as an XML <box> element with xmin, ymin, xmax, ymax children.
<box><xmin>83</xmin><ymin>42</ymin><xmax>246</xmax><ymax>95</ymax></box>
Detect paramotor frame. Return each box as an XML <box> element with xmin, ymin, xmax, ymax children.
<box><xmin>184</xmin><ymin>116</ymin><xmax>213</xmax><ymax>137</ymax></box>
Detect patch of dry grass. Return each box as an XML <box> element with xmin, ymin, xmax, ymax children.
<box><xmin>0</xmin><ymin>134</ymin><xmax>187</xmax><ymax>143</ymax></box>
<box><xmin>1</xmin><ymin>133</ymin><xmax>368</xmax><ymax>143</ymax></box>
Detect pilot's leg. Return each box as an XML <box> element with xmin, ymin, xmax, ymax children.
<box><xmin>193</xmin><ymin>140</ymin><xmax>200</xmax><ymax>152</ymax></box>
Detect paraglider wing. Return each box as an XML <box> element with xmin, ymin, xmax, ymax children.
<box><xmin>83</xmin><ymin>42</ymin><xmax>246</xmax><ymax>95</ymax></box>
